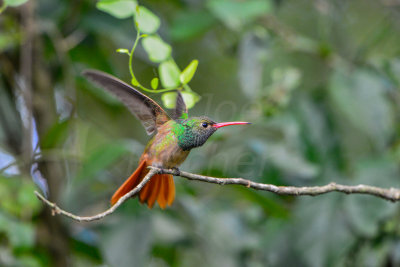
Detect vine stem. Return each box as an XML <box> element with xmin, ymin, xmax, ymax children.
<box><xmin>127</xmin><ymin>27</ymin><xmax>176</xmax><ymax>93</ymax></box>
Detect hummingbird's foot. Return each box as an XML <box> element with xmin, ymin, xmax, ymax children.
<box><xmin>170</xmin><ymin>167</ymin><xmax>180</xmax><ymax>176</ymax></box>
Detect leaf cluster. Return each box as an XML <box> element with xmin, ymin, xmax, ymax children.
<box><xmin>97</xmin><ymin>0</ymin><xmax>200</xmax><ymax>109</ymax></box>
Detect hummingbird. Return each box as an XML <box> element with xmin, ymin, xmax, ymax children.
<box><xmin>83</xmin><ymin>70</ymin><xmax>250</xmax><ymax>209</ymax></box>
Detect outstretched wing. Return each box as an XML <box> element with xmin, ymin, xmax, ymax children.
<box><xmin>173</xmin><ymin>91</ymin><xmax>188</xmax><ymax>120</ymax></box>
<box><xmin>83</xmin><ymin>70</ymin><xmax>170</xmax><ymax>135</ymax></box>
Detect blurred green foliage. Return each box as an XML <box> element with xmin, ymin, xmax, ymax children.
<box><xmin>1</xmin><ymin>0</ymin><xmax>400</xmax><ymax>266</ymax></box>
<box><xmin>98</xmin><ymin>0</ymin><xmax>201</xmax><ymax>108</ymax></box>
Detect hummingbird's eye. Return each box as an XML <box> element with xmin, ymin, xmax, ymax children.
<box><xmin>202</xmin><ymin>122</ymin><xmax>208</xmax><ymax>128</ymax></box>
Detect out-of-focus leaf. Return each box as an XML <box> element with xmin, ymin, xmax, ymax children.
<box><xmin>141</xmin><ymin>35</ymin><xmax>172</xmax><ymax>63</ymax></box>
<box><xmin>181</xmin><ymin>92</ymin><xmax>200</xmax><ymax>109</ymax></box>
<box><xmin>195</xmin><ymin>210</ymin><xmax>258</xmax><ymax>266</ymax></box>
<box><xmin>0</xmin><ymin>33</ymin><xmax>18</xmax><ymax>51</ymax></box>
<box><xmin>234</xmin><ymin>186</ymin><xmax>289</xmax><ymax>218</ymax></box>
<box><xmin>5</xmin><ymin>0</ymin><xmax>28</xmax><ymax>7</ymax></box>
<box><xmin>19</xmin><ymin>174</ymin><xmax>42</xmax><ymax>212</ymax></box>
<box><xmin>150</xmin><ymin>77</ymin><xmax>159</xmax><ymax>90</ymax></box>
<box><xmin>349</xmin><ymin>242</ymin><xmax>391</xmax><ymax>267</ymax></box>
<box><xmin>152</xmin><ymin>214</ymin><xmax>185</xmax><ymax>242</ymax></box>
<box><xmin>0</xmin><ymin>212</ymin><xmax>9</xmax><ymax>232</ymax></box>
<box><xmin>295</xmin><ymin>194</ymin><xmax>353</xmax><ymax>267</ymax></box>
<box><xmin>75</xmin><ymin>142</ymin><xmax>129</xmax><ymax>181</ymax></box>
<box><xmin>272</xmin><ymin>67</ymin><xmax>301</xmax><ymax>89</ymax></box>
<box><xmin>0</xmin><ymin>177</ymin><xmax>41</xmax><ymax>216</ymax></box>
<box><xmin>17</xmin><ymin>256</ymin><xmax>42</xmax><ymax>267</ymax></box>
<box><xmin>170</xmin><ymin>10</ymin><xmax>216</xmax><ymax>41</ymax></box>
<box><xmin>329</xmin><ymin>69</ymin><xmax>394</xmax><ymax>149</ymax></box>
<box><xmin>162</xmin><ymin>91</ymin><xmax>199</xmax><ymax>110</ymax></box>
<box><xmin>345</xmin><ymin>158</ymin><xmax>399</xmax><ymax>236</ymax></box>
<box><xmin>180</xmin><ymin>59</ymin><xmax>198</xmax><ymax>84</ymax></box>
<box><xmin>207</xmin><ymin>0</ymin><xmax>271</xmax><ymax>29</ymax></box>
<box><xmin>161</xmin><ymin>92</ymin><xmax>177</xmax><ymax>109</ymax></box>
<box><xmin>8</xmin><ymin>221</ymin><xmax>35</xmax><ymax>248</ymax></box>
<box><xmin>96</xmin><ymin>0</ymin><xmax>137</xmax><ymax>19</ymax></box>
<box><xmin>41</xmin><ymin>119</ymin><xmax>71</xmax><ymax>149</ymax></box>
<box><xmin>134</xmin><ymin>6</ymin><xmax>160</xmax><ymax>34</ymax></box>
<box><xmin>0</xmin><ymin>212</ymin><xmax>35</xmax><ymax>248</ymax></box>
<box><xmin>159</xmin><ymin>60</ymin><xmax>181</xmax><ymax>88</ymax></box>
<box><xmin>249</xmin><ymin>140</ymin><xmax>319</xmax><ymax>179</ymax></box>
<box><xmin>100</xmin><ymin>218</ymin><xmax>152</xmax><ymax>267</ymax></box>
<box><xmin>239</xmin><ymin>31</ymin><xmax>269</xmax><ymax>98</ymax></box>
<box><xmin>388</xmin><ymin>59</ymin><xmax>400</xmax><ymax>86</ymax></box>
<box><xmin>71</xmin><ymin>235</ymin><xmax>102</xmax><ymax>262</ymax></box>
<box><xmin>116</xmin><ymin>48</ymin><xmax>129</xmax><ymax>54</ymax></box>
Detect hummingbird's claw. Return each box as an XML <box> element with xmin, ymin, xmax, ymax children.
<box><xmin>171</xmin><ymin>167</ymin><xmax>181</xmax><ymax>176</ymax></box>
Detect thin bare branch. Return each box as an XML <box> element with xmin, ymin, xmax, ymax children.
<box><xmin>34</xmin><ymin>168</ymin><xmax>157</xmax><ymax>222</ymax></box>
<box><xmin>150</xmin><ymin>167</ymin><xmax>400</xmax><ymax>202</ymax></box>
<box><xmin>35</xmin><ymin>167</ymin><xmax>400</xmax><ymax>223</ymax></box>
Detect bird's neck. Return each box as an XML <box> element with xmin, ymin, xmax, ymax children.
<box><xmin>171</xmin><ymin>120</ymin><xmax>207</xmax><ymax>151</ymax></box>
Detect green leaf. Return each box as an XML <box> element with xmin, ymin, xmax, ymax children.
<box><xmin>17</xmin><ymin>256</ymin><xmax>42</xmax><ymax>267</ymax></box>
<box><xmin>161</xmin><ymin>91</ymin><xmax>199</xmax><ymax>109</ymax></box>
<box><xmin>207</xmin><ymin>0</ymin><xmax>271</xmax><ymax>29</ymax></box>
<box><xmin>5</xmin><ymin>0</ymin><xmax>28</xmax><ymax>7</ymax></box>
<box><xmin>0</xmin><ymin>178</ymin><xmax>41</xmax><ymax>217</ymax></box>
<box><xmin>96</xmin><ymin>0</ymin><xmax>137</xmax><ymax>19</ymax></box>
<box><xmin>161</xmin><ymin>92</ymin><xmax>177</xmax><ymax>109</ymax></box>
<box><xmin>134</xmin><ymin>6</ymin><xmax>160</xmax><ymax>34</ymax></box>
<box><xmin>181</xmin><ymin>91</ymin><xmax>200</xmax><ymax>109</ymax></box>
<box><xmin>0</xmin><ymin>33</ymin><xmax>18</xmax><ymax>51</ymax></box>
<box><xmin>131</xmin><ymin>76</ymin><xmax>139</xmax><ymax>86</ymax></box>
<box><xmin>158</xmin><ymin>60</ymin><xmax>181</xmax><ymax>88</ymax></box>
<box><xmin>180</xmin><ymin>60</ymin><xmax>198</xmax><ymax>84</ymax></box>
<box><xmin>10</xmin><ymin>223</ymin><xmax>35</xmax><ymax>248</ymax></box>
<box><xmin>116</xmin><ymin>48</ymin><xmax>130</xmax><ymax>54</ymax></box>
<box><xmin>142</xmin><ymin>35</ymin><xmax>172</xmax><ymax>63</ymax></box>
<box><xmin>41</xmin><ymin>119</ymin><xmax>71</xmax><ymax>149</ymax></box>
<box><xmin>17</xmin><ymin>181</ymin><xmax>41</xmax><ymax>214</ymax></box>
<box><xmin>151</xmin><ymin>77</ymin><xmax>159</xmax><ymax>89</ymax></box>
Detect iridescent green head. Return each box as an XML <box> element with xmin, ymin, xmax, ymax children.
<box><xmin>176</xmin><ymin>116</ymin><xmax>250</xmax><ymax>151</ymax></box>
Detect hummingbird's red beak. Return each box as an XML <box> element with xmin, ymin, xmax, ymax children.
<box><xmin>213</xmin><ymin>121</ymin><xmax>251</xmax><ymax>129</ymax></box>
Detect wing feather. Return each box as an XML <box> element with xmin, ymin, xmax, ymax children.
<box><xmin>173</xmin><ymin>91</ymin><xmax>188</xmax><ymax>120</ymax></box>
<box><xmin>83</xmin><ymin>70</ymin><xmax>170</xmax><ymax>135</ymax></box>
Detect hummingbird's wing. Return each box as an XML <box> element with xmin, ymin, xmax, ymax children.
<box><xmin>83</xmin><ymin>70</ymin><xmax>170</xmax><ymax>135</ymax></box>
<box><xmin>173</xmin><ymin>91</ymin><xmax>188</xmax><ymax>120</ymax></box>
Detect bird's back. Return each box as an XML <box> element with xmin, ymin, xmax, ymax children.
<box><xmin>141</xmin><ymin>120</ymin><xmax>190</xmax><ymax>169</ymax></box>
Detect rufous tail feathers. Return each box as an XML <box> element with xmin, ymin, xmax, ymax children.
<box><xmin>110</xmin><ymin>160</ymin><xmax>175</xmax><ymax>209</ymax></box>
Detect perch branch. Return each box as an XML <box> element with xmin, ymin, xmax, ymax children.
<box><xmin>150</xmin><ymin>167</ymin><xmax>400</xmax><ymax>201</ymax></box>
<box><xmin>34</xmin><ymin>167</ymin><xmax>400</xmax><ymax>222</ymax></box>
<box><xmin>34</xmin><ymin>168</ymin><xmax>157</xmax><ymax>222</ymax></box>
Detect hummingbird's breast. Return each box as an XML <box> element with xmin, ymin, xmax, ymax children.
<box><xmin>141</xmin><ymin>121</ymin><xmax>190</xmax><ymax>169</ymax></box>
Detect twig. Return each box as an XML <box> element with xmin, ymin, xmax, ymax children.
<box><xmin>34</xmin><ymin>167</ymin><xmax>400</xmax><ymax>223</ymax></box>
<box><xmin>150</xmin><ymin>167</ymin><xmax>400</xmax><ymax>202</ymax></box>
<box><xmin>34</xmin><ymin>168</ymin><xmax>157</xmax><ymax>222</ymax></box>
